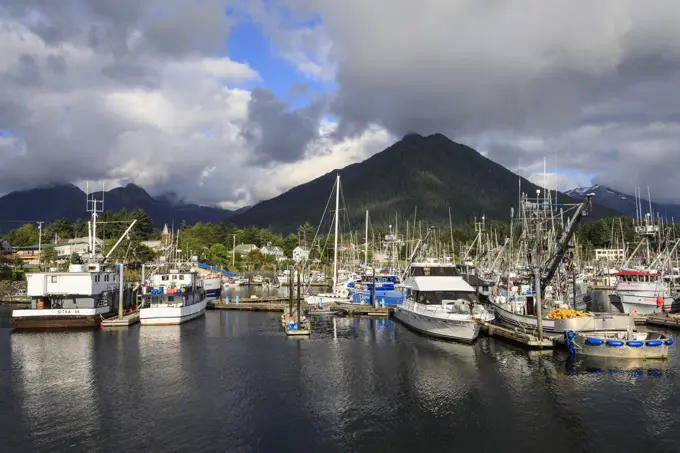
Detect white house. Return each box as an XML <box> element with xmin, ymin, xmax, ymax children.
<box><xmin>292</xmin><ymin>246</ymin><xmax>310</xmax><ymax>262</ymax></box>
<box><xmin>261</xmin><ymin>244</ymin><xmax>286</xmax><ymax>261</ymax></box>
<box><xmin>234</xmin><ymin>243</ymin><xmax>258</xmax><ymax>256</ymax></box>
<box><xmin>595</xmin><ymin>249</ymin><xmax>625</xmax><ymax>261</ymax></box>
<box><xmin>55</xmin><ymin>237</ymin><xmax>103</xmax><ymax>259</ymax></box>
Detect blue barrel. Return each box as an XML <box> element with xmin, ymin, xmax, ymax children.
<box><xmin>627</xmin><ymin>341</ymin><xmax>644</xmax><ymax>347</ymax></box>
<box><xmin>606</xmin><ymin>340</ymin><xmax>624</xmax><ymax>347</ymax></box>
<box><xmin>646</xmin><ymin>340</ymin><xmax>663</xmax><ymax>347</ymax></box>
<box><xmin>585</xmin><ymin>338</ymin><xmax>604</xmax><ymax>346</ymax></box>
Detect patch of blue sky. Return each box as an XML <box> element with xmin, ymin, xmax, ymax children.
<box><xmin>226</xmin><ymin>18</ymin><xmax>335</xmax><ymax>109</ymax></box>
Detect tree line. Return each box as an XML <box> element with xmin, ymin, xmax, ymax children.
<box><xmin>2</xmin><ymin>208</ymin><xmax>677</xmax><ymax>278</ymax></box>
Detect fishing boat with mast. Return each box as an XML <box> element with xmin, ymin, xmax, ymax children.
<box><xmin>139</xmin><ymin>228</ymin><xmax>208</xmax><ymax>325</ymax></box>
<box><xmin>490</xmin><ymin>190</ymin><xmax>631</xmax><ymax>334</ymax></box>
<box><xmin>11</xmin><ymin>188</ymin><xmax>138</xmax><ymax>329</ymax></box>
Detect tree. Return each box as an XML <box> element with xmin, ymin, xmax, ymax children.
<box><xmin>297</xmin><ymin>222</ymin><xmax>315</xmax><ymax>249</ymax></box>
<box><xmin>5</xmin><ymin>224</ymin><xmax>39</xmax><ymax>247</ymax></box>
<box><xmin>41</xmin><ymin>247</ymin><xmax>58</xmax><ymax>266</ymax></box>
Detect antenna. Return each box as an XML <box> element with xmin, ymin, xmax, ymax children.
<box><xmin>86</xmin><ymin>181</ymin><xmax>105</xmax><ymax>260</ymax></box>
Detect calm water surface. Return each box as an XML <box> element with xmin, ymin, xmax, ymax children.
<box><xmin>0</xmin><ymin>294</ymin><xmax>678</xmax><ymax>452</ymax></box>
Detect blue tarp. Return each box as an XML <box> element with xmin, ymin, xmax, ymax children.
<box><xmin>197</xmin><ymin>262</ymin><xmax>236</xmax><ymax>277</ymax></box>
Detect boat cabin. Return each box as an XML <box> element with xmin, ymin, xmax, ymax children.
<box><xmin>149</xmin><ymin>271</ymin><xmax>200</xmax><ymax>291</ymax></box>
<box><xmin>25</xmin><ymin>263</ymin><xmax>119</xmax><ymax>310</ymax></box>
<box><xmin>407</xmin><ymin>276</ymin><xmax>478</xmax><ymax>305</ymax></box>
<box><xmin>143</xmin><ymin>271</ymin><xmax>205</xmax><ymax>308</ymax></box>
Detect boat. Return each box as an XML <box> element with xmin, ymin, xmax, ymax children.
<box><xmin>609</xmin><ymin>270</ymin><xmax>680</xmax><ymax>315</ymax></box>
<box><xmin>11</xmin><ymin>192</ymin><xmax>138</xmax><ymax>329</ymax></box>
<box><xmin>203</xmin><ymin>274</ymin><xmax>222</xmax><ymax>300</ymax></box>
<box><xmin>304</xmin><ymin>285</ymin><xmax>352</xmax><ymax>305</ymax></box>
<box><xmin>394</xmin><ymin>263</ymin><xmax>495</xmax><ymax>342</ymax></box>
<box><xmin>565</xmin><ymin>329</ymin><xmax>672</xmax><ymax>359</ymax></box>
<box><xmin>350</xmin><ymin>271</ymin><xmax>405</xmax><ymax>305</ymax></box>
<box><xmin>139</xmin><ymin>270</ymin><xmax>208</xmax><ymax>325</ymax></box>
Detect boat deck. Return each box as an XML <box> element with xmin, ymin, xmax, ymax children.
<box><xmin>480</xmin><ymin>321</ymin><xmax>555</xmax><ymax>349</ymax></box>
<box><xmin>101</xmin><ymin>312</ymin><xmax>140</xmax><ymax>328</ymax></box>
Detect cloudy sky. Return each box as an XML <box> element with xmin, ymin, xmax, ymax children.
<box><xmin>1</xmin><ymin>1</ymin><xmax>679</xmax><ymax>207</ymax></box>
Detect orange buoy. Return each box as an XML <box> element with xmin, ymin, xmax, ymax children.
<box><xmin>657</xmin><ymin>296</ymin><xmax>664</xmax><ymax>308</ymax></box>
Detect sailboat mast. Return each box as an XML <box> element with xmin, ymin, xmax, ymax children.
<box><xmin>333</xmin><ymin>174</ymin><xmax>340</xmax><ymax>288</ymax></box>
<box><xmin>365</xmin><ymin>209</ymin><xmax>369</xmax><ymax>266</ymax></box>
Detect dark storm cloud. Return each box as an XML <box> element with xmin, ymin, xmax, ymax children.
<box><xmin>241</xmin><ymin>87</ymin><xmax>326</xmax><ymax>164</ymax></box>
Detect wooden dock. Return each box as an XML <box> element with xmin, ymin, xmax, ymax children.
<box><xmin>646</xmin><ymin>313</ymin><xmax>680</xmax><ymax>329</ymax></box>
<box><xmin>480</xmin><ymin>322</ymin><xmax>554</xmax><ymax>349</ymax></box>
<box><xmin>100</xmin><ymin>312</ymin><xmax>140</xmax><ymax>327</ymax></box>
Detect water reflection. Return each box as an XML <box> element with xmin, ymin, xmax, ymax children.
<box><xmin>11</xmin><ymin>331</ymin><xmax>101</xmax><ymax>451</ymax></box>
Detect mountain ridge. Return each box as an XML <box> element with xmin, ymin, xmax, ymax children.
<box><xmin>565</xmin><ymin>184</ymin><xmax>680</xmax><ymax>221</ymax></box>
<box><xmin>230</xmin><ymin>133</ymin><xmax>618</xmax><ymax>233</ymax></box>
<box><xmin>0</xmin><ymin>183</ymin><xmax>237</xmax><ymax>232</ymax></box>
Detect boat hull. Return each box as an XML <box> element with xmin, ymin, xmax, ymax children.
<box><xmin>351</xmin><ymin>289</ymin><xmax>404</xmax><ymax>305</ymax></box>
<box><xmin>572</xmin><ymin>335</ymin><xmax>669</xmax><ymax>359</ymax></box>
<box><xmin>492</xmin><ymin>302</ymin><xmax>557</xmax><ymax>332</ymax></box>
<box><xmin>203</xmin><ymin>278</ymin><xmax>222</xmax><ymax>301</ymax></box>
<box><xmin>393</xmin><ymin>306</ymin><xmax>484</xmax><ymax>343</ymax></box>
<box><xmin>611</xmin><ymin>294</ymin><xmax>680</xmax><ymax>315</ymax></box>
<box><xmin>140</xmin><ymin>299</ymin><xmax>207</xmax><ymax>325</ymax></box>
<box><xmin>11</xmin><ymin>307</ymin><xmax>113</xmax><ymax>329</ymax></box>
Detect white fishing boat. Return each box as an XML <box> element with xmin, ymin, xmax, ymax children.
<box><xmin>394</xmin><ymin>263</ymin><xmax>495</xmax><ymax>342</ymax></box>
<box><xmin>140</xmin><ymin>271</ymin><xmax>207</xmax><ymax>325</ymax></box>
<box><xmin>610</xmin><ymin>271</ymin><xmax>680</xmax><ymax>315</ymax></box>
<box><xmin>11</xmin><ymin>190</ymin><xmax>138</xmax><ymax>329</ymax></box>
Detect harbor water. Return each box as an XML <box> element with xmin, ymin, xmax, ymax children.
<box><xmin>0</xmin><ymin>291</ymin><xmax>679</xmax><ymax>452</ymax></box>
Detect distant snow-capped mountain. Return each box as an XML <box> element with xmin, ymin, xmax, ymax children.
<box><xmin>565</xmin><ymin>185</ymin><xmax>680</xmax><ymax>220</ymax></box>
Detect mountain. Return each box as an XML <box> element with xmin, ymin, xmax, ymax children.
<box><xmin>565</xmin><ymin>185</ymin><xmax>680</xmax><ymax>221</ymax></box>
<box><xmin>0</xmin><ymin>183</ymin><xmax>236</xmax><ymax>232</ymax></box>
<box><xmin>231</xmin><ymin>133</ymin><xmax>620</xmax><ymax>233</ymax></box>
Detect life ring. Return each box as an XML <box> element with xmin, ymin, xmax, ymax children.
<box><xmin>585</xmin><ymin>338</ymin><xmax>604</xmax><ymax>346</ymax></box>
<box><xmin>606</xmin><ymin>340</ymin><xmax>624</xmax><ymax>347</ymax></box>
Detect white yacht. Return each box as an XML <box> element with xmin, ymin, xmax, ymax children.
<box><xmin>394</xmin><ymin>263</ymin><xmax>495</xmax><ymax>342</ymax></box>
<box><xmin>140</xmin><ymin>271</ymin><xmax>208</xmax><ymax>325</ymax></box>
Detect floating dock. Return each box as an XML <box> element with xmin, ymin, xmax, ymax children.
<box><xmin>208</xmin><ymin>300</ymin><xmax>392</xmax><ymax>316</ymax></box>
<box><xmin>646</xmin><ymin>313</ymin><xmax>680</xmax><ymax>329</ymax></box>
<box><xmin>480</xmin><ymin>322</ymin><xmax>554</xmax><ymax>349</ymax></box>
<box><xmin>100</xmin><ymin>312</ymin><xmax>140</xmax><ymax>327</ymax></box>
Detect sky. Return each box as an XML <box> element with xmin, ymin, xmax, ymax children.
<box><xmin>1</xmin><ymin>1</ymin><xmax>680</xmax><ymax>207</ymax></box>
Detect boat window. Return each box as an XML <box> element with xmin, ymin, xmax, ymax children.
<box><xmin>411</xmin><ymin>267</ymin><xmax>459</xmax><ymax>277</ymax></box>
<box><xmin>168</xmin><ymin>296</ymin><xmax>174</xmax><ymax>302</ymax></box>
<box><xmin>414</xmin><ymin>290</ymin><xmax>476</xmax><ymax>304</ymax></box>
<box><xmin>172</xmin><ymin>275</ymin><xmax>177</xmax><ymax>280</ymax></box>
<box><xmin>162</xmin><ymin>275</ymin><xmax>169</xmax><ymax>281</ymax></box>
<box><xmin>51</xmin><ymin>276</ymin><xmax>57</xmax><ymax>283</ymax></box>
<box><xmin>180</xmin><ymin>275</ymin><xmax>185</xmax><ymax>280</ymax></box>
<box><xmin>104</xmin><ymin>275</ymin><xmax>109</xmax><ymax>282</ymax></box>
